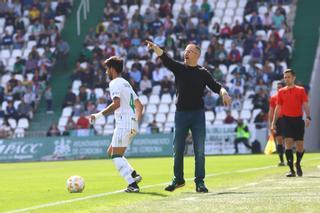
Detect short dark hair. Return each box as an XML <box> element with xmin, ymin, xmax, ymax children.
<box><xmin>284</xmin><ymin>69</ymin><xmax>296</xmax><ymax>76</ymax></box>
<box><xmin>104</xmin><ymin>56</ymin><xmax>123</xmax><ymax>73</ymax></box>
<box><xmin>188</xmin><ymin>43</ymin><xmax>201</xmax><ymax>55</ymax></box>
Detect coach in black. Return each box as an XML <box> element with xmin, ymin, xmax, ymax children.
<box><xmin>146</xmin><ymin>40</ymin><xmax>232</xmax><ymax>192</ymax></box>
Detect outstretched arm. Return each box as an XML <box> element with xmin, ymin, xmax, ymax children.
<box><xmin>145</xmin><ymin>40</ymin><xmax>183</xmax><ymax>73</ymax></box>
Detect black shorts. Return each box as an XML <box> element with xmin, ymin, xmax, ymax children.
<box><xmin>282</xmin><ymin>116</ymin><xmax>305</xmax><ymax>141</ymax></box>
<box><xmin>275</xmin><ymin>117</ymin><xmax>284</xmax><ymax>137</ymax></box>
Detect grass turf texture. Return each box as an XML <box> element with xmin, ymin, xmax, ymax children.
<box><xmin>1</xmin><ymin>154</ymin><xmax>320</xmax><ymax>213</ymax></box>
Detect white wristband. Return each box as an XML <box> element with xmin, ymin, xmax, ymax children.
<box><xmin>94</xmin><ymin>111</ymin><xmax>104</xmax><ymax>120</ymax></box>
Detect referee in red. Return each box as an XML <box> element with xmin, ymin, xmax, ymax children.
<box><xmin>271</xmin><ymin>69</ymin><xmax>311</xmax><ymax>177</ymax></box>
<box><xmin>268</xmin><ymin>81</ymin><xmax>285</xmax><ymax>166</ymax></box>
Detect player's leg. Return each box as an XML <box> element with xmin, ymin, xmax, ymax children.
<box><xmin>190</xmin><ymin>109</ymin><xmax>207</xmax><ymax>193</ymax></box>
<box><xmin>283</xmin><ymin>117</ymin><xmax>296</xmax><ymax>177</ymax></box>
<box><xmin>295</xmin><ymin>140</ymin><xmax>304</xmax><ymax>177</ymax></box>
<box><xmin>165</xmin><ymin>111</ymin><xmax>189</xmax><ymax>191</ymax></box>
<box><xmin>276</xmin><ymin>118</ymin><xmax>285</xmax><ymax>166</ymax></box>
<box><xmin>285</xmin><ymin>138</ymin><xmax>295</xmax><ymax>177</ymax></box>
<box><xmin>110</xmin><ymin>128</ymin><xmax>140</xmax><ymax>192</ymax></box>
<box><xmin>294</xmin><ymin>118</ymin><xmax>305</xmax><ymax>177</ymax></box>
<box><xmin>276</xmin><ymin>136</ymin><xmax>285</xmax><ymax>166</ymax></box>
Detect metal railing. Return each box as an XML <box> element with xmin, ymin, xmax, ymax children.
<box><xmin>77</xmin><ymin>0</ymin><xmax>90</xmax><ymax>36</ymax></box>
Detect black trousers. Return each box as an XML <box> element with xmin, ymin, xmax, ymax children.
<box><xmin>234</xmin><ymin>137</ymin><xmax>251</xmax><ymax>153</ymax></box>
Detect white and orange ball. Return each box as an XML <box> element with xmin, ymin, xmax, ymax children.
<box><xmin>66</xmin><ymin>175</ymin><xmax>85</xmax><ymax>193</ymax></box>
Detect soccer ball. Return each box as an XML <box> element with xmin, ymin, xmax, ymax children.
<box><xmin>66</xmin><ymin>175</ymin><xmax>85</xmax><ymax>193</ymax></box>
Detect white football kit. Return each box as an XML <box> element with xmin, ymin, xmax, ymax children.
<box><xmin>109</xmin><ymin>77</ymin><xmax>139</xmax><ymax>147</ymax></box>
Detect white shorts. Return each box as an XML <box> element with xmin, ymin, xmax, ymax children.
<box><xmin>111</xmin><ymin>118</ymin><xmax>138</xmax><ymax>147</ymax></box>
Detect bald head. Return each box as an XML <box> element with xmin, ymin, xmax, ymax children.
<box><xmin>184</xmin><ymin>43</ymin><xmax>201</xmax><ymax>66</ymax></box>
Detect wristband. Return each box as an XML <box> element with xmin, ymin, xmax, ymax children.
<box><xmin>94</xmin><ymin>111</ymin><xmax>104</xmax><ymax>120</ymax></box>
<box><xmin>307</xmin><ymin>116</ymin><xmax>311</xmax><ymax>120</ymax></box>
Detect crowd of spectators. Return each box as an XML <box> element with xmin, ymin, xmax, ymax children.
<box><xmin>55</xmin><ymin>0</ymin><xmax>293</xmax><ymax>136</ymax></box>
<box><xmin>0</xmin><ymin>0</ymin><xmax>72</xmax><ymax>138</ymax></box>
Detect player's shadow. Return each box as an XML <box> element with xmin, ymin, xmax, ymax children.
<box><xmin>137</xmin><ymin>191</ymin><xmax>168</xmax><ymax>197</ymax></box>
<box><xmin>304</xmin><ymin>176</ymin><xmax>320</xmax><ymax>179</ymax></box>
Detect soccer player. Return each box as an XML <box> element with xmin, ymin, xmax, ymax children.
<box><xmin>146</xmin><ymin>40</ymin><xmax>232</xmax><ymax>193</ymax></box>
<box><xmin>271</xmin><ymin>69</ymin><xmax>311</xmax><ymax>177</ymax></box>
<box><xmin>90</xmin><ymin>56</ymin><xmax>144</xmax><ymax>192</ymax></box>
<box><xmin>268</xmin><ymin>81</ymin><xmax>286</xmax><ymax>166</ymax></box>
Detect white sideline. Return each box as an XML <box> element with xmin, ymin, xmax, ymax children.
<box><xmin>4</xmin><ymin>157</ymin><xmax>320</xmax><ymax>213</ymax></box>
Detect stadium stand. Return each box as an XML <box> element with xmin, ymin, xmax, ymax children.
<box><xmin>0</xmin><ymin>0</ymin><xmax>72</xmax><ymax>138</ymax></box>
<box><xmin>54</xmin><ymin>0</ymin><xmax>294</xmax><ymax>140</ymax></box>
<box><xmin>0</xmin><ymin>0</ymin><xmax>294</xmax><ymax>140</ymax></box>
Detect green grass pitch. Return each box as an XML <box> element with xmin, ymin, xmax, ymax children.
<box><xmin>1</xmin><ymin>154</ymin><xmax>320</xmax><ymax>213</ymax></box>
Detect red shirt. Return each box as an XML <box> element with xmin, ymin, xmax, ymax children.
<box><xmin>77</xmin><ymin>117</ymin><xmax>90</xmax><ymax>129</ymax></box>
<box><xmin>277</xmin><ymin>86</ymin><xmax>308</xmax><ymax>117</ymax></box>
<box><xmin>269</xmin><ymin>93</ymin><xmax>283</xmax><ymax>117</ymax></box>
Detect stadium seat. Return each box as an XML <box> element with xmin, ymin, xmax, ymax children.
<box><xmin>17</xmin><ymin>118</ymin><xmax>29</xmax><ymax>129</ymax></box>
<box><xmin>139</xmin><ymin>95</ymin><xmax>148</xmax><ymax>106</ymax></box>
<box><xmin>13</xmin><ymin>100</ymin><xmax>21</xmax><ymax>110</ymax></box>
<box><xmin>240</xmin><ymin>110</ymin><xmax>251</xmax><ymax>120</ymax></box>
<box><xmin>106</xmin><ymin>115</ymin><xmax>115</xmax><ymax>124</ymax></box>
<box><xmin>95</xmin><ymin>116</ymin><xmax>106</xmax><ymax>126</ymax></box>
<box><xmin>219</xmin><ymin>64</ymin><xmax>228</xmax><ymax>75</ymax></box>
<box><xmin>158</xmin><ymin>103</ymin><xmax>170</xmax><ymax>113</ymax></box>
<box><xmin>242</xmin><ymin>99</ymin><xmax>254</xmax><ymax>110</ymax></box>
<box><xmin>72</xmin><ymin>80</ymin><xmax>82</xmax><ymax>90</ymax></box>
<box><xmin>169</xmin><ymin>103</ymin><xmax>176</xmax><ymax>113</ymax></box>
<box><xmin>205</xmin><ymin>111</ymin><xmax>215</xmax><ymax>122</ymax></box>
<box><xmin>94</xmin><ymin>88</ymin><xmax>104</xmax><ymax>98</ymax></box>
<box><xmin>14</xmin><ymin>128</ymin><xmax>25</xmax><ymax>138</ymax></box>
<box><xmin>62</xmin><ymin>107</ymin><xmax>73</xmax><ymax>117</ymax></box>
<box><xmin>225</xmin><ymin>8</ymin><xmax>234</xmax><ymax>17</ymax></box>
<box><xmin>149</xmin><ymin>94</ymin><xmax>160</xmax><ymax>105</ymax></box>
<box><xmin>93</xmin><ymin>124</ymin><xmax>104</xmax><ymax>135</ymax></box>
<box><xmin>215</xmin><ymin>9</ymin><xmax>224</xmax><ymax>18</ymax></box>
<box><xmin>8</xmin><ymin>118</ymin><xmax>17</xmax><ymax>129</ymax></box>
<box><xmin>231</xmin><ymin>110</ymin><xmax>239</xmax><ymax>119</ymax></box>
<box><xmin>167</xmin><ymin>112</ymin><xmax>175</xmax><ymax>123</ymax></box>
<box><xmin>215</xmin><ymin>110</ymin><xmax>226</xmax><ymax>121</ymax></box>
<box><xmin>151</xmin><ymin>85</ymin><xmax>161</xmax><ymax>95</ymax></box>
<box><xmin>58</xmin><ymin>116</ymin><xmax>68</xmax><ymax>127</ymax></box>
<box><xmin>155</xmin><ymin>113</ymin><xmax>166</xmax><ymax>124</ymax></box>
<box><xmin>251</xmin><ymin>109</ymin><xmax>262</xmax><ymax>123</ymax></box>
<box><xmin>146</xmin><ymin>104</ymin><xmax>157</xmax><ymax>114</ymax></box>
<box><xmin>238</xmin><ymin>0</ymin><xmax>247</xmax><ymax>8</ymax></box>
<box><xmin>12</xmin><ymin>49</ymin><xmax>22</xmax><ymax>58</ymax></box>
<box><xmin>160</xmin><ymin>93</ymin><xmax>172</xmax><ymax>104</ymax></box>
<box><xmin>0</xmin><ymin>49</ymin><xmax>11</xmax><ymax>60</ymax></box>
<box><xmin>216</xmin><ymin>1</ymin><xmax>226</xmax><ymax>9</ymax></box>
<box><xmin>227</xmin><ymin>0</ymin><xmax>237</xmax><ymax>9</ymax></box>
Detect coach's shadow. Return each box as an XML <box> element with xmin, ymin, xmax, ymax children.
<box><xmin>182</xmin><ymin>191</ymin><xmax>252</xmax><ymax>196</ymax></box>
<box><xmin>304</xmin><ymin>176</ymin><xmax>320</xmax><ymax>179</ymax></box>
<box><xmin>137</xmin><ymin>191</ymin><xmax>168</xmax><ymax>197</ymax></box>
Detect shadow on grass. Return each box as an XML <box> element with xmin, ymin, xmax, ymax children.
<box><xmin>182</xmin><ymin>191</ymin><xmax>252</xmax><ymax>196</ymax></box>
<box><xmin>136</xmin><ymin>191</ymin><xmax>169</xmax><ymax>197</ymax></box>
<box><xmin>304</xmin><ymin>176</ymin><xmax>320</xmax><ymax>179</ymax></box>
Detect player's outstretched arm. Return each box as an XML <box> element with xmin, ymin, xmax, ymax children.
<box><xmin>90</xmin><ymin>97</ymin><xmax>120</xmax><ymax>124</ymax></box>
<box><xmin>134</xmin><ymin>99</ymin><xmax>143</xmax><ymax>123</ymax></box>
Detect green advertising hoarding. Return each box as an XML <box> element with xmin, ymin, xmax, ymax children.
<box><xmin>0</xmin><ymin>134</ymin><xmax>173</xmax><ymax>162</ymax></box>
